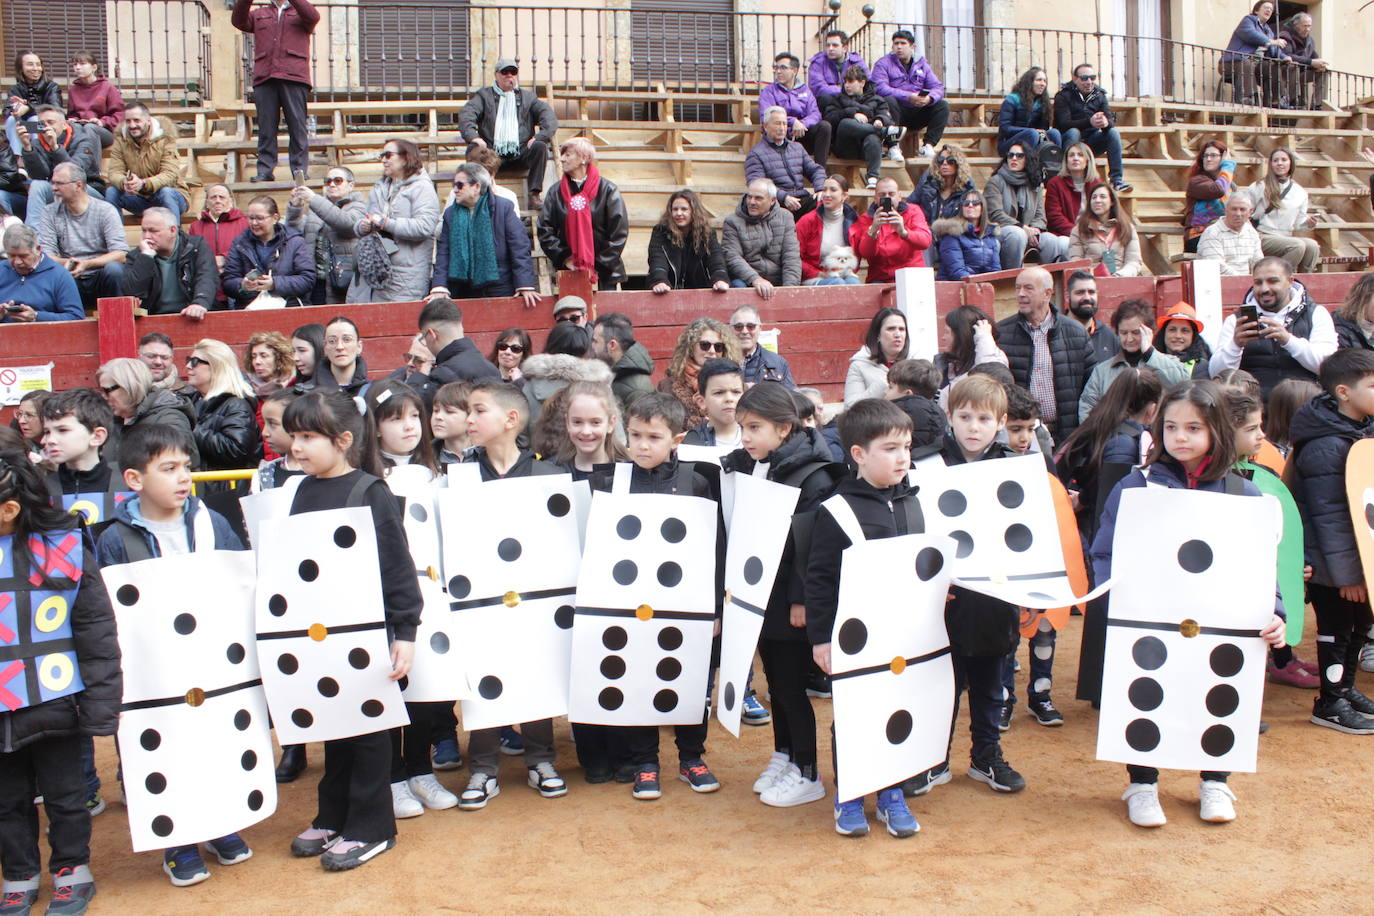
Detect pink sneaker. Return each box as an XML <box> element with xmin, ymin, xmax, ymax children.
<box><xmin>1268</xmin><ymin>658</ymin><xmax>1319</xmax><ymax>689</ymax></box>
<box><xmin>1294</xmin><ymin>654</ymin><xmax>1319</xmax><ymax>677</ymax></box>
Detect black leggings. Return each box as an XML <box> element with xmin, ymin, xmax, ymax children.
<box><xmin>1127</xmin><ymin>765</ymin><xmax>1228</xmax><ymax>784</ymax></box>
<box><xmin>1310</xmin><ymin>582</ymin><xmax>1374</xmax><ymax>698</ymax></box>
<box><xmin>758</xmin><ymin>637</ymin><xmax>817</xmax><ymax>771</ymax></box>
<box><xmin>833</xmin><ymin>119</ymin><xmax>884</xmax><ymax>178</ymax></box>
<box><xmin>389</xmin><ymin>701</ymin><xmax>444</xmax><ymax>781</ymax></box>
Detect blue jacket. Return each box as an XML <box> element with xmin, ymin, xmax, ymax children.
<box><xmin>933</xmin><ymin>217</ymin><xmax>1000</xmax><ymax>280</ymax></box>
<box><xmin>0</xmin><ymin>254</ymin><xmax>83</xmax><ymax>321</ymax></box>
<box><xmin>1288</xmin><ymin>393</ymin><xmax>1374</xmax><ymax>588</ymax></box>
<box><xmin>744</xmin><ymin>138</ymin><xmax>826</xmax><ymax>205</ymax></box>
<box><xmin>221</xmin><ymin>224</ymin><xmax>316</xmax><ymax>308</ymax></box>
<box><xmin>431</xmin><ymin>192</ymin><xmax>535</xmax><ymax>295</ymax></box>
<box><xmin>1223</xmin><ymin>13</ymin><xmax>1287</xmax><ymax>63</ymax></box>
<box><xmin>741</xmin><ymin>344</ymin><xmax>796</xmax><ymax>388</ymax></box>
<box><xmin>908</xmin><ymin>173</ymin><xmax>975</xmax><ymax>226</ymax></box>
<box><xmin>997</xmin><ymin>93</ymin><xmax>1051</xmax><ymax>146</ymax></box>
<box><xmin>95</xmin><ymin>494</ymin><xmax>244</xmax><ymax>566</ymax></box>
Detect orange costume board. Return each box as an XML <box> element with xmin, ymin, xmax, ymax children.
<box><xmin>1019</xmin><ymin>475</ymin><xmax>1092</xmax><ymax>638</ymax></box>
<box><xmin>1344</xmin><ymin>438</ymin><xmax>1374</xmax><ymax>610</ymax></box>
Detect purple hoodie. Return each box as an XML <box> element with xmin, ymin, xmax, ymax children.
<box><xmin>871</xmin><ymin>52</ymin><xmax>945</xmax><ymax>106</ymax></box>
<box><xmin>807</xmin><ymin>49</ymin><xmax>869</xmax><ymax>99</ymax></box>
<box><xmin>758</xmin><ymin>79</ymin><xmax>821</xmax><ymax>130</ymax></box>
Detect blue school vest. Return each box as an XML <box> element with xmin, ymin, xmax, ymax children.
<box><xmin>0</xmin><ymin>531</ymin><xmax>86</xmax><ymax>711</ymax></box>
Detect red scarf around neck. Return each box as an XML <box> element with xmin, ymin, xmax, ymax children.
<box><xmin>560</xmin><ymin>163</ymin><xmax>601</xmax><ymax>277</ymax></box>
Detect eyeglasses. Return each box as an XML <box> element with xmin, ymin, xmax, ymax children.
<box><xmin>51</xmin><ymin>179</ymin><xmax>78</xmax><ymax>187</ymax></box>
<box><xmin>185</xmin><ymin>356</ymin><xmax>208</xmax><ymax>369</ymax></box>
<box><xmin>772</xmin><ymin>63</ymin><xmax>793</xmax><ymax>70</ymax></box>
<box><xmin>403</xmin><ymin>353</ymin><xmax>431</xmax><ymax>367</ymax></box>
<box><xmin>99</xmin><ymin>383</ymin><xmax>121</xmax><ymax>394</ymax></box>
<box><xmin>325</xmin><ymin>336</ymin><xmax>357</xmax><ymax>346</ymax></box>
<box><xmin>496</xmin><ymin>342</ymin><xmax>526</xmax><ymax>354</ymax></box>
<box><xmin>962</xmin><ymin>201</ymin><xmax>983</xmax><ymax>208</ymax></box>
<box><xmin>1007</xmin><ymin>151</ymin><xmax>1026</xmax><ymax>160</ymax></box>
<box><xmin>697</xmin><ymin>340</ymin><xmax>727</xmax><ymax>355</ymax></box>
<box><xmin>325</xmin><ymin>176</ymin><xmax>348</xmax><ymax>185</ymax></box>
<box><xmin>379</xmin><ymin>150</ymin><xmax>397</xmax><ymax>160</ymax></box>
<box><xmin>732</xmin><ymin>322</ymin><xmax>759</xmax><ymax>332</ymax></box>
<box><xmin>555</xmin><ymin>312</ymin><xmax>583</xmax><ymax>323</ymax></box>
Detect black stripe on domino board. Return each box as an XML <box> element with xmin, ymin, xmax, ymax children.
<box><xmin>830</xmin><ymin>645</ymin><xmax>953</xmax><ymax>682</ymax></box>
<box><xmin>121</xmin><ymin>678</ymin><xmax>264</xmax><ymax>712</ymax></box>
<box><xmin>1106</xmin><ymin>618</ymin><xmax>1260</xmax><ymax>638</ymax></box>
<box><xmin>575</xmin><ymin>606</ymin><xmax>715</xmax><ymax>622</ymax></box>
<box><xmin>449</xmin><ymin>586</ymin><xmax>578</xmax><ymax>612</ymax></box>
<box><xmin>257</xmin><ymin>621</ymin><xmax>386</xmax><ymax>641</ymax></box>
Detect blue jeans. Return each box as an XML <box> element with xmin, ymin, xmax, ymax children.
<box><xmin>104</xmin><ymin>186</ymin><xmax>188</xmax><ymax>222</ymax></box>
<box><xmin>1062</xmin><ymin>126</ymin><xmax>1123</xmax><ymax>182</ymax></box>
<box><xmin>24</xmin><ymin>181</ymin><xmax>105</xmax><ymax>229</ymax></box>
<box><xmin>997</xmin><ymin>127</ymin><xmax>1062</xmax><ymax>157</ymax></box>
<box><xmin>4</xmin><ymin>115</ymin><xmax>39</xmax><ymax>155</ymax></box>
<box><xmin>1001</xmin><ymin>624</ymin><xmax>1058</xmax><ymax>705</ymax></box>
<box><xmin>75</xmin><ymin>261</ymin><xmax>125</xmax><ymax>311</ymax></box>
<box><xmin>0</xmin><ymin>187</ymin><xmax>24</xmax><ymax>221</ymax></box>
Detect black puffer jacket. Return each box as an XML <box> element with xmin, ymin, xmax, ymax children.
<box><xmin>112</xmin><ymin>388</ymin><xmax>199</xmax><ymax>470</ymax></box>
<box><xmin>0</xmin><ymin>529</ymin><xmax>122</xmax><ymax>752</ymax></box>
<box><xmin>0</xmin><ymin>144</ymin><xmax>23</xmax><ymax>195</ymax></box>
<box><xmin>536</xmin><ymin>175</ymin><xmax>629</xmax><ymax>286</ymax></box>
<box><xmin>722</xmin><ymin>428</ymin><xmax>843</xmax><ymax>642</ymax></box>
<box><xmin>122</xmin><ymin>230</ymin><xmax>220</xmax><ymax>314</ymax></box>
<box><xmin>1334</xmin><ymin>314</ymin><xmax>1374</xmax><ymax>352</ymax></box>
<box><xmin>819</xmin><ymin>81</ymin><xmax>891</xmax><ymax>128</ymax></box>
<box><xmin>192</xmin><ymin>392</ymin><xmax>264</xmax><ymax>471</ymax></box>
<box><xmin>996</xmin><ymin>310</ymin><xmax>1097</xmax><ymax>442</ymax></box>
<box><xmin>646</xmin><ymin>223</ymin><xmax>728</xmax><ymax>290</ymax></box>
<box><xmin>892</xmin><ymin>393</ymin><xmax>948</xmax><ymax>450</ymax></box>
<box><xmin>1289</xmin><ymin>393</ymin><xmax>1374</xmax><ymax>587</ymax></box>
<box><xmin>1051</xmin><ymin>80</ymin><xmax>1116</xmax><ymax>134</ymax></box>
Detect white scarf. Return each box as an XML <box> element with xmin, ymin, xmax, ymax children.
<box><xmin>493</xmin><ymin>83</ymin><xmax>520</xmax><ymax>157</ymax></box>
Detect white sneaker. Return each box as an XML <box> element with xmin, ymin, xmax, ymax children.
<box><xmin>1121</xmin><ymin>783</ymin><xmax>1166</xmax><ymax>827</ymax></box>
<box><xmin>390</xmin><ymin>780</ymin><xmax>424</xmax><ymax>819</ymax></box>
<box><xmin>919</xmin><ymin>143</ymin><xmax>936</xmax><ymax>158</ymax></box>
<box><xmin>760</xmin><ymin>766</ymin><xmax>826</xmax><ymax>808</ymax></box>
<box><xmin>865</xmin><ymin>176</ymin><xmax>879</xmax><ymax>189</ymax></box>
<box><xmin>752</xmin><ymin>751</ymin><xmax>791</xmax><ymax>794</ymax></box>
<box><xmin>407</xmin><ymin>773</ymin><xmax>458</xmax><ymax>810</ymax></box>
<box><xmin>1359</xmin><ymin>643</ymin><xmax>1374</xmax><ymax>673</ymax></box>
<box><xmin>1199</xmin><ymin>780</ymin><xmax>1236</xmax><ymax>823</ymax></box>
<box><xmin>887</xmin><ymin>146</ymin><xmax>905</xmax><ymax>162</ymax></box>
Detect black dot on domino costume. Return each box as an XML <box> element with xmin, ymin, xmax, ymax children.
<box><xmin>497</xmin><ymin>538</ymin><xmax>522</xmax><ymax>562</ymax></box>
<box><xmin>554</xmin><ymin>605</ymin><xmax>575</xmax><ymax>629</ymax></box>
<box><xmin>277</xmin><ymin>654</ymin><xmax>299</xmax><ymax>675</ymax></box>
<box><xmin>997</xmin><ymin>480</ymin><xmax>1025</xmax><ymax>509</ymax></box>
<box><xmin>915</xmin><ymin>547</ymin><xmax>944</xmax><ymax>581</ymax></box>
<box><xmin>116</xmin><ymin>584</ymin><xmax>139</xmax><ymax>606</ymax></box>
<box><xmin>657</xmin><ymin>562</ymin><xmax>682</xmax><ymax>587</ymax></box>
<box><xmin>600</xmin><ymin>655</ymin><xmax>627</xmax><ymax>679</ymax></box>
<box><xmin>234</xmin><ymin>709</ymin><xmax>251</xmax><ymax>731</ymax></box>
<box><xmin>1004</xmin><ymin>523</ymin><xmax>1033</xmax><ymax>552</ymax></box>
<box><xmin>173</xmin><ymin>613</ymin><xmax>196</xmax><ymax>635</ymax></box>
<box><xmin>950</xmin><ymin>531</ymin><xmax>974</xmax><ymax>559</ymax></box>
<box><xmin>886</xmin><ymin>709</ymin><xmax>913</xmax><ymax>744</ymax></box>
<box><xmin>361</xmin><ymin>699</ymin><xmax>384</xmax><ymax>717</ymax></box>
<box><xmin>292</xmin><ymin>709</ymin><xmax>314</xmax><ymax>728</ymax></box>
<box><xmin>430</xmin><ymin>631</ymin><xmax>450</xmax><ymax>654</ymax></box>
<box><xmin>612</xmin><ymin>560</ymin><xmax>638</xmax><ymax>585</ymax></box>
<box><xmin>248</xmin><ymin>790</ymin><xmax>264</xmax><ymax>812</ymax></box>
<box><xmin>141</xmin><ymin>728</ymin><xmax>161</xmax><ymax>751</ymax></box>
<box><xmin>348</xmin><ymin>648</ymin><xmax>370</xmax><ymax>670</ymax></box>
<box><xmin>657</xmin><ymin>627</ymin><xmax>684</xmax><ymax>651</ymax></box>
<box><xmin>1127</xmin><ymin>677</ymin><xmax>1164</xmax><ymax>711</ymax></box>
<box><xmin>152</xmin><ymin>815</ymin><xmax>174</xmax><ymax>838</ymax></box>
<box><xmin>743</xmin><ymin>556</ymin><xmax>764</xmax><ymax>586</ymax></box>
<box><xmin>653</xmin><ymin>689</ymin><xmax>679</xmax><ymax>712</ymax></box>
<box><xmin>616</xmin><ymin>515</ymin><xmax>642</xmax><ymax>540</ymax></box>
<box><xmin>1200</xmin><ymin>723</ymin><xmax>1235</xmax><ymax>757</ymax></box>
<box><xmin>241</xmin><ymin>750</ymin><xmax>257</xmax><ymax>771</ymax></box>
<box><xmin>723</xmin><ymin>681</ymin><xmax>736</xmax><ymax>710</ymax></box>
<box><xmin>1209</xmin><ymin>643</ymin><xmax>1244</xmax><ymax>678</ymax></box>
<box><xmin>226</xmin><ymin>642</ymin><xmax>246</xmax><ymax>664</ymax></box>
<box><xmin>603</xmin><ymin>626</ymin><xmax>629</xmax><ymax>651</ymax></box>
<box><xmin>298</xmin><ymin>559</ymin><xmax>319</xmax><ymax>582</ymax></box>
<box><xmin>1131</xmin><ymin>636</ymin><xmax>1167</xmax><ymax>671</ymax></box>
<box><xmin>409</xmin><ymin>503</ymin><xmax>428</xmax><ymax>523</ymax></box>
<box><xmin>547</xmin><ymin>493</ymin><xmax>571</xmax><ymax>517</ymax></box>
<box><xmin>1206</xmin><ymin>684</ymin><xmax>1240</xmax><ymax>717</ymax></box>
<box><xmin>1366</xmin><ymin>502</ymin><xmax>1374</xmax><ymax>531</ymax></box>
<box><xmin>268</xmin><ymin>594</ymin><xmax>288</xmax><ymax>617</ymax></box>
<box><xmin>478</xmin><ymin>676</ymin><xmax>503</xmax><ymax>700</ymax></box>
<box><xmin>1125</xmin><ymin>718</ymin><xmax>1161</xmax><ymax>752</ymax></box>
<box><xmin>448</xmin><ymin>576</ymin><xmax>471</xmax><ymax>599</ymax></box>
<box><xmin>145</xmin><ymin>773</ymin><xmax>167</xmax><ymax>794</ymax></box>
<box><xmin>837</xmin><ymin>618</ymin><xmax>868</xmax><ymax>655</ymax></box>
<box><xmin>333</xmin><ymin>526</ymin><xmax>356</xmax><ymax>548</ymax></box>
<box><xmin>317</xmin><ymin>677</ymin><xmax>340</xmax><ymax>697</ymax></box>
<box><xmin>660</xmin><ymin>518</ymin><xmax>687</xmax><ymax>543</ymax></box>
<box><xmin>1177</xmin><ymin>539</ymin><xmax>1213</xmax><ymax>574</ymax></box>
<box><xmin>656</xmin><ymin>657</ymin><xmax>682</xmax><ymax>681</ymax></box>
<box><xmin>938</xmin><ymin>490</ymin><xmax>967</xmax><ymax>516</ymax></box>
<box><xmin>598</xmin><ymin>687</ymin><xmax>624</xmax><ymax>710</ymax></box>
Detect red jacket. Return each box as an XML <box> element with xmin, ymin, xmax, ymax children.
<box><xmin>233</xmin><ymin>0</ymin><xmax>320</xmax><ymax>87</ymax></box>
<box><xmin>795</xmin><ymin>203</ymin><xmax>858</xmax><ymax>280</ymax></box>
<box><xmin>187</xmin><ymin>208</ymin><xmax>248</xmax><ymax>304</ymax></box>
<box><xmin>849</xmin><ymin>203</ymin><xmax>932</xmax><ymax>283</ymax></box>
<box><xmin>1044</xmin><ymin>176</ymin><xmax>1083</xmax><ymax>237</ymax></box>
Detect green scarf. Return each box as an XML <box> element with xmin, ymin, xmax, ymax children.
<box><xmin>447</xmin><ymin>191</ymin><xmax>499</xmax><ymax>287</ymax></box>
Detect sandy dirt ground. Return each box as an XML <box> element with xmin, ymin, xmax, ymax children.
<box><xmin>62</xmin><ymin>612</ymin><xmax>1372</xmax><ymax>915</ymax></box>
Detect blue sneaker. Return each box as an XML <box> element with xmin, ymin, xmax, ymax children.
<box><xmin>876</xmin><ymin>788</ymin><xmax>920</xmax><ymax>838</ymax></box>
<box><xmin>499</xmin><ymin>726</ymin><xmax>525</xmax><ymax>756</ymax></box>
<box><xmin>432</xmin><ymin>737</ymin><xmax>463</xmax><ymax>771</ymax></box>
<box><xmin>204</xmin><ymin>833</ymin><xmax>253</xmax><ymax>865</ymax></box>
<box><xmin>162</xmin><ymin>846</ymin><xmax>210</xmax><ymax>887</ymax></box>
<box><xmin>833</xmin><ymin>795</ymin><xmax>869</xmax><ymax>837</ymax></box>
<box><xmin>741</xmin><ymin>694</ymin><xmax>771</xmax><ymax>726</ymax></box>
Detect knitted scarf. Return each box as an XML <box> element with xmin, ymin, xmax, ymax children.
<box><xmin>560</xmin><ymin>164</ymin><xmax>601</xmax><ymax>276</ymax></box>
<box><xmin>447</xmin><ymin>191</ymin><xmax>499</xmax><ymax>287</ymax></box>
<box><xmin>492</xmin><ymin>82</ymin><xmax>520</xmax><ymax>157</ymax></box>
<box><xmin>994</xmin><ymin>164</ymin><xmax>1030</xmax><ymax>221</ymax></box>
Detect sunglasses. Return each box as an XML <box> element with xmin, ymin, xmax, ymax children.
<box><xmin>934</xmin><ymin>156</ymin><xmax>953</xmax><ymax>165</ymax></box>
<box><xmin>185</xmin><ymin>356</ymin><xmax>208</xmax><ymax>369</ymax></box>
<box><xmin>99</xmin><ymin>383</ymin><xmax>121</xmax><ymax>394</ymax></box>
<box><xmin>379</xmin><ymin>150</ymin><xmax>397</xmax><ymax>160</ymax></box>
<box><xmin>496</xmin><ymin>342</ymin><xmax>525</xmax><ymax>354</ymax></box>
<box><xmin>1007</xmin><ymin>151</ymin><xmax>1026</xmax><ymax>160</ymax></box>
<box><xmin>697</xmin><ymin>340</ymin><xmax>727</xmax><ymax>355</ymax></box>
<box><xmin>732</xmin><ymin>322</ymin><xmax>759</xmax><ymax>332</ymax></box>
<box><xmin>325</xmin><ymin>176</ymin><xmax>349</xmax><ymax>185</ymax></box>
<box><xmin>962</xmin><ymin>201</ymin><xmax>983</xmax><ymax>207</ymax></box>
<box><xmin>1077</xmin><ymin>74</ymin><xmax>1097</xmax><ymax>81</ymax></box>
<box><xmin>453</xmin><ymin>179</ymin><xmax>471</xmax><ymax>190</ymax></box>
<box><xmin>555</xmin><ymin>312</ymin><xmax>583</xmax><ymax>323</ymax></box>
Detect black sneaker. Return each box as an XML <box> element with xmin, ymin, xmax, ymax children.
<box><xmin>902</xmin><ymin>761</ymin><xmax>952</xmax><ymax>798</ymax></box>
<box><xmin>1113</xmin><ymin>179</ymin><xmax>1133</xmax><ymax>193</ymax></box>
<box><xmin>805</xmin><ymin>671</ymin><xmax>833</xmax><ymax>699</ymax></box>
<box><xmin>997</xmin><ymin>704</ymin><xmax>1013</xmax><ymax>732</ymax></box>
<box><xmin>632</xmin><ymin>764</ymin><xmax>661</xmax><ymax>800</ymax></box>
<box><xmin>320</xmin><ymin>837</ymin><xmax>395</xmax><ymax>871</ymax></box>
<box><xmin>1</xmin><ymin>880</ymin><xmax>37</xmax><ymax>916</ymax></box>
<box><xmin>678</xmin><ymin>759</ymin><xmax>721</xmax><ymax>793</ymax></box>
<box><xmin>1311</xmin><ymin>696</ymin><xmax>1374</xmax><ymax>734</ymax></box>
<box><xmin>45</xmin><ymin>866</ymin><xmax>95</xmax><ymax>916</ymax></box>
<box><xmin>584</xmin><ymin>767</ymin><xmax>613</xmax><ymax>784</ymax></box>
<box><xmin>968</xmin><ymin>752</ymin><xmax>1026</xmax><ymax>793</ymax></box>
<box><xmin>1028</xmin><ymin>697</ymin><xmax>1065</xmax><ymax>727</ymax></box>
<box><xmin>1346</xmin><ymin>687</ymin><xmax>1374</xmax><ymax>716</ymax></box>
<box><xmin>613</xmin><ymin>763</ymin><xmax>637</xmax><ymax>784</ymax></box>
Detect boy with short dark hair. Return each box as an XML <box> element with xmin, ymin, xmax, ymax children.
<box><xmin>884</xmin><ymin>359</ymin><xmax>947</xmax><ymax>449</ymax></box>
<box><xmin>1290</xmin><ymin>348</ymin><xmax>1374</xmax><ymax>733</ymax></box>
<box><xmin>1005</xmin><ymin>385</ymin><xmax>1054</xmax><ymax>472</ymax></box>
<box><xmin>683</xmin><ymin>359</ymin><xmax>744</xmax><ymax>448</ymax></box>
<box><xmin>431</xmin><ymin>381</ymin><xmax>473</xmax><ymax>466</ymax></box>
<box><xmin>805</xmin><ymin>398</ymin><xmax>922</xmax><ymax>838</ymax></box>
<box><xmin>94</xmin><ymin>423</ymin><xmax>253</xmax><ymax>887</ymax></box>
<box><xmin>41</xmin><ymin>389</ymin><xmax>119</xmax><ymax>517</ymax></box>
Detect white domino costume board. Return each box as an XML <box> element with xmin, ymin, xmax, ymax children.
<box><xmin>107</xmin><ymin>551</ymin><xmax>276</xmax><ymax>851</ymax></box>
<box><xmin>1096</xmin><ymin>486</ymin><xmax>1279</xmax><ymax>773</ymax></box>
<box><xmin>255</xmin><ymin>507</ymin><xmax>408</xmax><ymax>744</ymax></box>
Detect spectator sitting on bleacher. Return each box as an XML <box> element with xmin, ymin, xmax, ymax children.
<box><xmin>1044</xmin><ymin>141</ymin><xmax>1097</xmax><ymax>238</ymax></box>
<box><xmin>0</xmin><ymin>143</ymin><xmax>26</xmax><ymax>221</ymax></box>
<box><xmin>647</xmin><ymin>189</ymin><xmax>729</xmax><ymax>294</ymax></box>
<box><xmin>1244</xmin><ymin>146</ymin><xmax>1320</xmax><ymax>274</ymax></box>
<box><xmin>67</xmin><ymin>51</ymin><xmax>124</xmax><ymax>148</ymax></box>
<box><xmin>1182</xmin><ymin>140</ymin><xmax>1236</xmax><ymax>254</ymax></box>
<box><xmin>933</xmin><ymin>190</ymin><xmax>1001</xmax><ymax>281</ymax></box>
<box><xmin>821</xmin><ymin>65</ymin><xmax>899</xmax><ymax>191</ymax></box>
<box><xmin>19</xmin><ymin>105</ymin><xmax>103</xmax><ymax>229</ymax></box>
<box><xmin>121</xmin><ymin>207</ymin><xmax>218</xmax><ymax>319</ymax></box>
<box><xmin>760</xmin><ymin>53</ymin><xmax>831</xmax><ymax>170</ymax></box>
<box><xmin>807</xmin><ymin>30</ymin><xmax>867</xmax><ymax>101</ymax></box>
<box><xmin>464</xmin><ymin>146</ymin><xmax>519</xmax><ymax>207</ymax></box>
<box><xmin>1221</xmin><ymin>1</ymin><xmax>1289</xmax><ymax>108</ymax></box>
<box><xmin>1052</xmin><ymin>63</ymin><xmax>1131</xmax><ymax>193</ymax></box>
<box><xmin>537</xmin><ymin>137</ymin><xmax>628</xmax><ymax>291</ymax></box>
<box><xmin>852</xmin><ymin>176</ymin><xmax>932</xmax><ymax>283</ymax></box>
<box><xmin>723</xmin><ymin>178</ymin><xmax>801</xmax><ymax>300</ymax></box>
<box><xmin>0</xmin><ymin>224</ymin><xmax>82</xmax><ymax>322</ymax></box>
<box><xmin>4</xmin><ymin>51</ymin><xmax>61</xmax><ymax>156</ymax></box>
<box><xmin>35</xmin><ymin>162</ymin><xmax>127</xmax><ymax>311</ymax></box>
<box><xmin>430</xmin><ymin>162</ymin><xmax>538</xmax><ymax>307</ymax></box>
<box><xmin>104</xmin><ymin>102</ymin><xmax>193</xmax><ymax>223</ymax></box>
<box><xmin>352</xmin><ymin>138</ymin><xmax>441</xmax><ymax>303</ymax></box>
<box><xmin>221</xmin><ymin>195</ymin><xmax>316</xmax><ymax>308</ymax></box>
<box><xmin>1067</xmin><ymin>180</ymin><xmax>1144</xmax><ymax>277</ymax></box>
<box><xmin>795</xmin><ymin>174</ymin><xmax>857</xmax><ymax>282</ymax></box>
<box><xmin>730</xmin><ymin>304</ymin><xmax>796</xmax><ymax>387</ymax></box>
<box><xmin>871</xmin><ymin>29</ymin><xmax>950</xmax><ymax>160</ymax></box>
<box><xmin>232</xmin><ymin>0</ymin><xmax>320</xmax><ymax>183</ymax></box>
<box><xmin>1198</xmin><ymin>194</ymin><xmax>1263</xmax><ymax>277</ymax></box>
<box><xmin>996</xmin><ymin>67</ymin><xmax>1062</xmax><ymax>157</ymax></box>
<box><xmin>908</xmin><ymin>144</ymin><xmax>974</xmax><ymax>270</ymax></box>
<box><xmin>1280</xmin><ymin>12</ymin><xmax>1327</xmax><ymax>110</ymax></box>
<box><xmin>458</xmin><ymin>58</ymin><xmax>558</xmax><ymax>211</ymax></box>
<box><xmin>985</xmin><ymin>141</ymin><xmax>1067</xmax><ymax>270</ymax></box>
<box><xmin>288</xmin><ymin>166</ymin><xmax>367</xmax><ymax>304</ymax></box>
<box><xmin>746</xmin><ymin>107</ymin><xmax>825</xmax><ymax>219</ymax></box>
<box><xmin>188</xmin><ymin>184</ymin><xmax>246</xmax><ymax>308</ymax></box>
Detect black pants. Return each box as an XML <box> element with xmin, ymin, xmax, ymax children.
<box><xmin>0</xmin><ymin>734</ymin><xmax>91</xmax><ymax>880</ymax></box>
<box><xmin>1128</xmin><ymin>765</ymin><xmax>1228</xmax><ymax>784</ymax></box>
<box><xmin>571</xmin><ymin>723</ymin><xmax>627</xmax><ymax>773</ymax></box>
<box><xmin>445</xmin><ymin>279</ymin><xmax>514</xmax><ymax>301</ymax></box>
<box><xmin>758</xmin><ymin>637</ymin><xmax>817</xmax><ymax>771</ymax></box>
<box><xmin>833</xmin><ymin>119</ymin><xmax>883</xmax><ymax>179</ymax></box>
<box><xmin>390</xmin><ymin>701</ymin><xmax>445</xmax><ymax>781</ymax></box>
<box><xmin>796</xmin><ymin>120</ymin><xmax>832</xmax><ymax>169</ymax></box>
<box><xmin>951</xmin><ymin>653</ymin><xmax>1003</xmax><ymax>762</ymax></box>
<box><xmin>430</xmin><ymin>703</ymin><xmax>458</xmax><ymax>744</ymax></box>
<box><xmin>498</xmin><ymin>140</ymin><xmax>549</xmax><ymax>196</ymax></box>
<box><xmin>895</xmin><ymin>98</ymin><xmax>950</xmax><ymax>147</ymax></box>
<box><xmin>253</xmin><ymin>78</ymin><xmax>310</xmax><ymax>179</ymax></box>
<box><xmin>1310</xmin><ymin>582</ymin><xmax>1374</xmax><ymax>699</ymax></box>
<box><xmin>623</xmin><ymin>715</ymin><xmax>709</xmax><ymax>767</ymax></box>
<box><xmin>313</xmin><ymin>730</ymin><xmax>394</xmax><ymax>843</ymax></box>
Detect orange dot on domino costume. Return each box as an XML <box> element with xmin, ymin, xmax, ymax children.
<box><xmin>1179</xmin><ymin>619</ymin><xmax>1200</xmax><ymax>638</ymax></box>
<box><xmin>185</xmin><ymin>687</ymin><xmax>205</xmax><ymax>707</ymax></box>
<box><xmin>427</xmin><ymin>566</ymin><xmax>438</xmax><ymax>582</ymax></box>
<box><xmin>503</xmin><ymin>591</ymin><xmax>521</xmax><ymax>607</ymax></box>
<box><xmin>889</xmin><ymin>657</ymin><xmax>906</xmax><ymax>675</ymax></box>
<box><xmin>635</xmin><ymin>605</ymin><xmax>654</xmax><ymax>621</ymax></box>
<box><xmin>309</xmin><ymin>623</ymin><xmax>328</xmax><ymax>642</ymax></box>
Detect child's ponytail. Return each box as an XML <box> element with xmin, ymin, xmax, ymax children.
<box><xmin>283</xmin><ymin>390</ymin><xmax>384</xmax><ymax>478</ymax></box>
